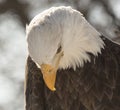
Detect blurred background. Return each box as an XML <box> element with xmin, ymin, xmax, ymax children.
<box><xmin>0</xmin><ymin>0</ymin><xmax>120</xmax><ymax>110</ymax></box>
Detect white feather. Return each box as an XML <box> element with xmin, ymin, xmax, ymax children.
<box><xmin>26</xmin><ymin>6</ymin><xmax>104</xmax><ymax>70</ymax></box>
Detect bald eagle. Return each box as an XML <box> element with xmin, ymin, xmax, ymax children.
<box><xmin>25</xmin><ymin>6</ymin><xmax>120</xmax><ymax>110</ymax></box>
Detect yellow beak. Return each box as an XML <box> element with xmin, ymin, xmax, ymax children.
<box><xmin>40</xmin><ymin>51</ymin><xmax>64</xmax><ymax>91</ymax></box>
<box><xmin>40</xmin><ymin>64</ymin><xmax>57</xmax><ymax>91</ymax></box>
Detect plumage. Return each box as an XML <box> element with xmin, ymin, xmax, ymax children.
<box><xmin>25</xmin><ymin>6</ymin><xmax>120</xmax><ymax>110</ymax></box>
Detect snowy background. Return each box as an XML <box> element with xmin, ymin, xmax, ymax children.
<box><xmin>0</xmin><ymin>0</ymin><xmax>120</xmax><ymax>110</ymax></box>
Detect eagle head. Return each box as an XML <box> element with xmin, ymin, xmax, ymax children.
<box><xmin>26</xmin><ymin>6</ymin><xmax>104</xmax><ymax>91</ymax></box>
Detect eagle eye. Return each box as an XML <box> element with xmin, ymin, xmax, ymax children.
<box><xmin>56</xmin><ymin>45</ymin><xmax>62</xmax><ymax>54</ymax></box>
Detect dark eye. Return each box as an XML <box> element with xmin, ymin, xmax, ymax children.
<box><xmin>56</xmin><ymin>45</ymin><xmax>62</xmax><ymax>54</ymax></box>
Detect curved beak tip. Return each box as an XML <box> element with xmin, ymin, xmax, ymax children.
<box><xmin>43</xmin><ymin>77</ymin><xmax>56</xmax><ymax>91</ymax></box>
<box><xmin>40</xmin><ymin>64</ymin><xmax>57</xmax><ymax>91</ymax></box>
<box><xmin>50</xmin><ymin>87</ymin><xmax>56</xmax><ymax>91</ymax></box>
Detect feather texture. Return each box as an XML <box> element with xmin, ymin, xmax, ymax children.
<box><xmin>26</xmin><ymin>6</ymin><xmax>104</xmax><ymax>70</ymax></box>
<box><xmin>25</xmin><ymin>36</ymin><xmax>120</xmax><ymax>110</ymax></box>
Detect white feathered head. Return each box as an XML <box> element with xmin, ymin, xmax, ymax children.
<box><xmin>26</xmin><ymin>6</ymin><xmax>104</xmax><ymax>91</ymax></box>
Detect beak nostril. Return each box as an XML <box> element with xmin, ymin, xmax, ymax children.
<box><xmin>48</xmin><ymin>69</ymin><xmax>52</xmax><ymax>73</ymax></box>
